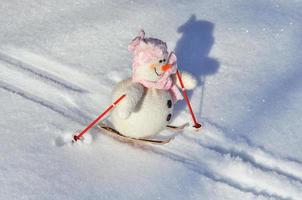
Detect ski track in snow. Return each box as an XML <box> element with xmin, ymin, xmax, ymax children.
<box><xmin>178</xmin><ymin>130</ymin><xmax>302</xmax><ymax>199</ymax></box>
<box><xmin>1</xmin><ymin>47</ymin><xmax>302</xmax><ymax>200</ymax></box>
<box><xmin>0</xmin><ymin>47</ymin><xmax>109</xmax><ymax>94</ymax></box>
<box><xmin>0</xmin><ymin>48</ymin><xmax>111</xmax><ymax>123</ymax></box>
<box><xmin>188</xmin><ymin>125</ymin><xmax>302</xmax><ymax>185</ymax></box>
<box><xmin>0</xmin><ymin>51</ymin><xmax>86</xmax><ymax>93</ymax></box>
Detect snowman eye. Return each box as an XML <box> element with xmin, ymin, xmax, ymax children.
<box><xmin>159</xmin><ymin>60</ymin><xmax>163</xmax><ymax>63</ymax></box>
<box><xmin>163</xmin><ymin>59</ymin><xmax>166</xmax><ymax>62</ymax></box>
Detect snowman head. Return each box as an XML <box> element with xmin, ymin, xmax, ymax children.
<box><xmin>129</xmin><ymin>30</ymin><xmax>177</xmax><ymax>82</ymax></box>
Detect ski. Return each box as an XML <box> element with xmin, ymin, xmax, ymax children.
<box><xmin>97</xmin><ymin>124</ymin><xmax>174</xmax><ymax>145</ymax></box>
<box><xmin>166</xmin><ymin>122</ymin><xmax>189</xmax><ymax>131</ymax></box>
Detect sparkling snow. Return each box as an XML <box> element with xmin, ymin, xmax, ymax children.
<box><xmin>1</xmin><ymin>0</ymin><xmax>302</xmax><ymax>199</ymax></box>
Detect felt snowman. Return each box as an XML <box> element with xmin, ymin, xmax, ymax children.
<box><xmin>110</xmin><ymin>30</ymin><xmax>197</xmax><ymax>138</ymax></box>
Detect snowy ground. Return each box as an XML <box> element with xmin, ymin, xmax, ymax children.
<box><xmin>1</xmin><ymin>0</ymin><xmax>302</xmax><ymax>199</ymax></box>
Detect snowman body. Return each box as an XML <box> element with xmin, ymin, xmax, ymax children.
<box><xmin>110</xmin><ymin>79</ymin><xmax>174</xmax><ymax>138</ymax></box>
<box><xmin>107</xmin><ymin>30</ymin><xmax>196</xmax><ymax>138</ymax></box>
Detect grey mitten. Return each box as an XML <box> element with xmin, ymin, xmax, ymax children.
<box><xmin>117</xmin><ymin>83</ymin><xmax>144</xmax><ymax>119</ymax></box>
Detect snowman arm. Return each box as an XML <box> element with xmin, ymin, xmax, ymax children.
<box><xmin>173</xmin><ymin>71</ymin><xmax>197</xmax><ymax>90</ymax></box>
<box><xmin>116</xmin><ymin>82</ymin><xmax>144</xmax><ymax>119</ymax></box>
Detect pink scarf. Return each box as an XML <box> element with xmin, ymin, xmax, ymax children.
<box><xmin>132</xmin><ymin>64</ymin><xmax>183</xmax><ymax>103</ymax></box>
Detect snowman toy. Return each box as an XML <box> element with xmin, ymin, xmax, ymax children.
<box><xmin>107</xmin><ymin>30</ymin><xmax>198</xmax><ymax>141</ymax></box>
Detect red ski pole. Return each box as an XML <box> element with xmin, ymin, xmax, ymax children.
<box><xmin>176</xmin><ymin>70</ymin><xmax>201</xmax><ymax>129</ymax></box>
<box><xmin>73</xmin><ymin>94</ymin><xmax>126</xmax><ymax>142</ymax></box>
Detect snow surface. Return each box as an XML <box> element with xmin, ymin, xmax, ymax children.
<box><xmin>1</xmin><ymin>0</ymin><xmax>302</xmax><ymax>199</ymax></box>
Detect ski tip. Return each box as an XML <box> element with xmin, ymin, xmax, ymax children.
<box><xmin>98</xmin><ymin>124</ymin><xmax>174</xmax><ymax>145</ymax></box>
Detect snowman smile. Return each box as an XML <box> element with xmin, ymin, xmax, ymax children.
<box><xmin>154</xmin><ymin>68</ymin><xmax>163</xmax><ymax>76</ymax></box>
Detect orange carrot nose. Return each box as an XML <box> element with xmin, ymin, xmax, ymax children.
<box><xmin>161</xmin><ymin>64</ymin><xmax>172</xmax><ymax>72</ymax></box>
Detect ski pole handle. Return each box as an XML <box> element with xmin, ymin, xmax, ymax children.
<box><xmin>74</xmin><ymin>94</ymin><xmax>126</xmax><ymax>141</ymax></box>
<box><xmin>176</xmin><ymin>70</ymin><xmax>201</xmax><ymax>129</ymax></box>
